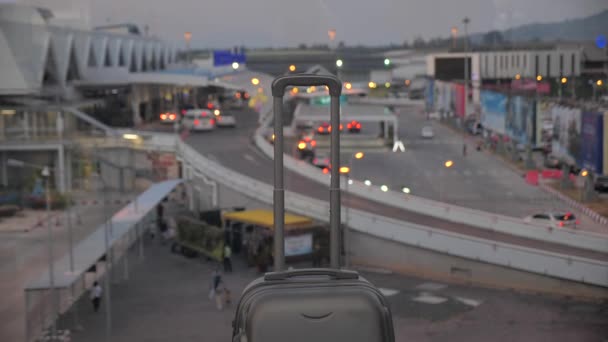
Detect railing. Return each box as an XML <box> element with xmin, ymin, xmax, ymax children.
<box><xmin>253</xmin><ymin>129</ymin><xmax>608</xmax><ymax>254</ymax></box>
<box><xmin>172</xmin><ymin>137</ymin><xmax>608</xmax><ymax>287</ymax></box>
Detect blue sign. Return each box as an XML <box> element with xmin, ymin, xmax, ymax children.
<box><xmin>579</xmin><ymin>111</ymin><xmax>604</xmax><ymax>173</ymax></box>
<box><xmin>480</xmin><ymin>90</ymin><xmax>507</xmax><ymax>134</ymax></box>
<box><xmin>213</xmin><ymin>50</ymin><xmax>246</xmax><ymax>67</ymax></box>
<box><xmin>596</xmin><ymin>35</ymin><xmax>606</xmax><ymax>49</ymax></box>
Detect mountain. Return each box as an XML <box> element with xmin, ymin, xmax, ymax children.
<box><xmin>472</xmin><ymin>9</ymin><xmax>608</xmax><ymax>44</ymax></box>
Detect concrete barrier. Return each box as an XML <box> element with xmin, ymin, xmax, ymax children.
<box><xmin>253</xmin><ymin>129</ymin><xmax>608</xmax><ymax>254</ymax></box>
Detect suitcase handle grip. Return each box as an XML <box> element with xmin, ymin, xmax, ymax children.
<box><xmin>264</xmin><ymin>268</ymin><xmax>359</xmax><ymax>281</ymax></box>
<box><xmin>271</xmin><ymin>75</ymin><xmax>342</xmax><ymax>97</ymax></box>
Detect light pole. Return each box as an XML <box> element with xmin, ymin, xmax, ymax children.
<box><xmin>336</xmin><ymin>59</ymin><xmax>343</xmax><ymax>80</ymax></box>
<box><xmin>97</xmin><ymin>166</ymin><xmax>113</xmax><ymax>342</ymax></box>
<box><xmin>462</xmin><ymin>17</ymin><xmax>470</xmax><ymax>156</ymax></box>
<box><xmin>338</xmin><ymin>151</ymin><xmax>364</xmax><ymax>268</ymax></box>
<box><xmin>441</xmin><ymin>160</ymin><xmax>454</xmax><ymax>202</ymax></box>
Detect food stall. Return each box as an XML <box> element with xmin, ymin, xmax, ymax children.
<box><xmin>222</xmin><ymin>209</ymin><xmax>328</xmax><ymax>269</ymax></box>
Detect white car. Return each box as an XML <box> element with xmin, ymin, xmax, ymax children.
<box><xmin>182</xmin><ymin>109</ymin><xmax>216</xmax><ymax>131</ymax></box>
<box><xmin>523</xmin><ymin>212</ymin><xmax>579</xmax><ymax>229</ymax></box>
<box><xmin>214</xmin><ymin>110</ymin><xmax>236</xmax><ymax>127</ymax></box>
<box><xmin>421</xmin><ymin>126</ymin><xmax>434</xmax><ymax>138</ymax></box>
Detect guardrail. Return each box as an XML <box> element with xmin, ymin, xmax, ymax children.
<box><xmin>173</xmin><ymin>137</ymin><xmax>608</xmax><ymax>288</ymax></box>
<box><xmin>253</xmin><ymin>129</ymin><xmax>608</xmax><ymax>254</ymax></box>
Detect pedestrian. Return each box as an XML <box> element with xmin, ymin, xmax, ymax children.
<box><xmin>209</xmin><ymin>267</ymin><xmax>222</xmax><ymax>299</ymax></box>
<box><xmin>90</xmin><ymin>281</ymin><xmax>102</xmax><ymax>313</ymax></box>
<box><xmin>223</xmin><ymin>243</ymin><xmax>232</xmax><ymax>273</ymax></box>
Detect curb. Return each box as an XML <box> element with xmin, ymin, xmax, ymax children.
<box><xmin>539</xmin><ymin>183</ymin><xmax>608</xmax><ymax>226</ymax></box>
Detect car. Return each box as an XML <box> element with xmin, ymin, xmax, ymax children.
<box><xmin>159</xmin><ymin>111</ymin><xmax>178</xmax><ymax>124</ymax></box>
<box><xmin>594</xmin><ymin>175</ymin><xmax>608</xmax><ymax>193</ymax></box>
<box><xmin>214</xmin><ymin>109</ymin><xmax>236</xmax><ymax>127</ymax></box>
<box><xmin>311</xmin><ymin>154</ymin><xmax>330</xmax><ymax>169</ymax></box>
<box><xmin>421</xmin><ymin>125</ymin><xmax>434</xmax><ymax>138</ymax></box>
<box><xmin>296</xmin><ymin>133</ymin><xmax>317</xmax><ymax>159</ymax></box>
<box><xmin>182</xmin><ymin>109</ymin><xmax>216</xmax><ymax>131</ymax></box>
<box><xmin>523</xmin><ymin>212</ymin><xmax>579</xmax><ymax>229</ymax></box>
<box><xmin>346</xmin><ymin>120</ymin><xmax>362</xmax><ymax>133</ymax></box>
<box><xmin>317</xmin><ymin>122</ymin><xmax>343</xmax><ymax>135</ymax></box>
<box><xmin>179</xmin><ymin>104</ymin><xmax>195</xmax><ymax>117</ymax></box>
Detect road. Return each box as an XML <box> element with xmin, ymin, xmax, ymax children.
<box><xmin>70</xmin><ymin>241</ymin><xmax>608</xmax><ymax>342</ymax></box>
<box><xmin>304</xmin><ymin>102</ymin><xmax>604</xmax><ymax>233</ymax></box>
<box><xmin>182</xmin><ymin>108</ymin><xmax>608</xmax><ymax>262</ymax></box>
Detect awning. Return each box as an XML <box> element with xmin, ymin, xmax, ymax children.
<box><xmin>223</xmin><ymin>209</ymin><xmax>314</xmax><ymax>231</ymax></box>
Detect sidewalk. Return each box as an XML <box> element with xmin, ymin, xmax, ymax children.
<box><xmin>0</xmin><ymin>190</ymin><xmax>135</xmax><ymax>342</ymax></box>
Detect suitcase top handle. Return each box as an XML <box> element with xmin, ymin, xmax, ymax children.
<box><xmin>271</xmin><ymin>74</ymin><xmax>342</xmax><ymax>97</ymax></box>
<box><xmin>264</xmin><ymin>268</ymin><xmax>359</xmax><ymax>281</ymax></box>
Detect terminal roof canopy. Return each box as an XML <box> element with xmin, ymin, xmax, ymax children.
<box><xmin>223</xmin><ymin>209</ymin><xmax>314</xmax><ymax>230</ymax></box>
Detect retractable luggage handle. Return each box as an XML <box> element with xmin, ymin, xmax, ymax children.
<box><xmin>271</xmin><ymin>75</ymin><xmax>342</xmax><ymax>271</ymax></box>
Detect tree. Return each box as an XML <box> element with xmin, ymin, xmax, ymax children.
<box><xmin>402</xmin><ymin>40</ymin><xmax>410</xmax><ymax>48</ymax></box>
<box><xmin>298</xmin><ymin>43</ymin><xmax>307</xmax><ymax>50</ymax></box>
<box><xmin>482</xmin><ymin>30</ymin><xmax>504</xmax><ymax>46</ymax></box>
<box><xmin>338</xmin><ymin>41</ymin><xmax>345</xmax><ymax>49</ymax></box>
<box><xmin>412</xmin><ymin>36</ymin><xmax>426</xmax><ymax>48</ymax></box>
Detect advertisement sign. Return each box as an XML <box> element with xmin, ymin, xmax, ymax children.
<box><xmin>579</xmin><ymin>111</ymin><xmax>604</xmax><ymax>174</ymax></box>
<box><xmin>425</xmin><ymin>78</ymin><xmax>434</xmax><ymax>112</ymax></box>
<box><xmin>506</xmin><ymin>95</ymin><xmax>535</xmax><ymax>145</ymax></box>
<box><xmin>551</xmin><ymin>105</ymin><xmax>582</xmax><ymax>164</ymax></box>
<box><xmin>535</xmin><ymin>100</ymin><xmax>554</xmax><ymax>148</ymax></box>
<box><xmin>480</xmin><ymin>90</ymin><xmax>507</xmax><ymax>134</ymax></box>
<box><xmin>453</xmin><ymin>83</ymin><xmax>465</xmax><ymax>118</ymax></box>
<box><xmin>604</xmin><ymin>112</ymin><xmax>608</xmax><ymax>175</ymax></box>
<box><xmin>511</xmin><ymin>79</ymin><xmax>551</xmax><ymax>94</ymax></box>
<box><xmin>284</xmin><ymin>234</ymin><xmax>313</xmax><ymax>256</ymax></box>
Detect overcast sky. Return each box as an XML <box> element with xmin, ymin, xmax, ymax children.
<box><xmin>23</xmin><ymin>0</ymin><xmax>608</xmax><ymax>48</ymax></box>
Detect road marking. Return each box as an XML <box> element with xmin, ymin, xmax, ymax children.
<box><xmin>378</xmin><ymin>288</ymin><xmax>400</xmax><ymax>297</ymax></box>
<box><xmin>454</xmin><ymin>296</ymin><xmax>483</xmax><ymax>307</ymax></box>
<box><xmin>412</xmin><ymin>292</ymin><xmax>448</xmax><ymax>304</ymax></box>
<box><xmin>243</xmin><ymin>153</ymin><xmax>260</xmax><ymax>165</ymax></box>
<box><xmin>415</xmin><ymin>282</ymin><xmax>447</xmax><ymax>291</ymax></box>
<box><xmin>392</xmin><ymin>140</ymin><xmax>405</xmax><ymax>152</ymax></box>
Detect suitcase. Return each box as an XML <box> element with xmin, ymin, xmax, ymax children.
<box><xmin>231</xmin><ymin>74</ymin><xmax>395</xmax><ymax>342</ymax></box>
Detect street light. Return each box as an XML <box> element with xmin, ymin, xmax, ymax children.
<box><xmin>364</xmin><ymin>179</ymin><xmax>372</xmax><ymax>186</ymax></box>
<box><xmin>444</xmin><ymin>160</ymin><xmax>454</xmax><ymax>168</ymax></box>
<box><xmin>383</xmin><ymin>58</ymin><xmax>390</xmax><ymax>66</ymax></box>
<box><xmin>536</xmin><ymin>75</ymin><xmax>543</xmax><ymax>82</ymax></box>
<box><xmin>122</xmin><ymin>133</ymin><xmax>139</xmax><ymax>140</ymax></box>
<box><xmin>580</xmin><ymin>169</ymin><xmax>589</xmax><ymax>177</ymax></box>
<box><xmin>184</xmin><ymin>31</ymin><xmax>192</xmax><ymax>64</ymax></box>
<box><xmin>354</xmin><ymin>152</ymin><xmax>364</xmax><ymax>159</ymax></box>
<box><xmin>384</xmin><ymin>82</ymin><xmax>391</xmax><ymax>88</ymax></box>
<box><xmin>289</xmin><ymin>64</ymin><xmax>296</xmax><ymax>72</ymax></box>
<box><xmin>380</xmin><ymin>185</ymin><xmax>389</xmax><ymax>192</ymax></box>
<box><xmin>232</xmin><ymin>62</ymin><xmax>239</xmax><ymax>70</ymax></box>
<box><xmin>597</xmin><ymin>79</ymin><xmax>603</xmax><ymax>86</ymax></box>
<box><xmin>336</xmin><ymin>59</ymin><xmax>343</xmax><ymax>68</ymax></box>
<box><xmin>401</xmin><ymin>187</ymin><xmax>411</xmax><ymax>194</ymax></box>
<box><xmin>561</xmin><ymin>77</ymin><xmax>568</xmax><ymax>84</ymax></box>
<box><xmin>251</xmin><ymin>78</ymin><xmax>260</xmax><ymax>85</ymax></box>
<box><xmin>344</xmin><ymin>82</ymin><xmax>352</xmax><ymax>90</ymax></box>
<box><xmin>515</xmin><ymin>74</ymin><xmax>521</xmax><ymax>80</ymax></box>
<box><xmin>368</xmin><ymin>82</ymin><xmax>377</xmax><ymax>89</ymax></box>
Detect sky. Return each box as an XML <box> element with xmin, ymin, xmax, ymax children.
<box><xmin>12</xmin><ymin>0</ymin><xmax>608</xmax><ymax>48</ymax></box>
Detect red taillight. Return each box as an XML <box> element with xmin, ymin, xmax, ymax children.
<box><xmin>328</xmin><ymin>126</ymin><xmax>332</xmax><ymax>132</ymax></box>
<box><xmin>559</xmin><ymin>221</ymin><xmax>564</xmax><ymax>227</ymax></box>
<box><xmin>194</xmin><ymin>119</ymin><xmax>200</xmax><ymax>125</ymax></box>
<box><xmin>339</xmin><ymin>124</ymin><xmax>343</xmax><ymax>130</ymax></box>
<box><xmin>181</xmin><ymin>109</ymin><xmax>186</xmax><ymax>115</ymax></box>
<box><xmin>347</xmin><ymin>123</ymin><xmax>353</xmax><ymax>129</ymax></box>
<box><xmin>318</xmin><ymin>127</ymin><xmax>324</xmax><ymax>133</ymax></box>
<box><xmin>201</xmin><ymin>112</ymin><xmax>207</xmax><ymax>117</ymax></box>
<box><xmin>207</xmin><ymin>103</ymin><xmax>213</xmax><ymax>109</ymax></box>
<box><xmin>311</xmin><ymin>140</ymin><xmax>317</xmax><ymax>147</ymax></box>
<box><xmin>322</xmin><ymin>167</ymin><xmax>329</xmax><ymax>174</ymax></box>
<box><xmin>160</xmin><ymin>113</ymin><xmax>167</xmax><ymax>120</ymax></box>
<box><xmin>169</xmin><ymin>114</ymin><xmax>176</xmax><ymax>120</ymax></box>
<box><xmin>244</xmin><ymin>93</ymin><xmax>250</xmax><ymax>99</ymax></box>
<box><xmin>210</xmin><ymin>119</ymin><xmax>215</xmax><ymax>125</ymax></box>
<box><xmin>356</xmin><ymin>123</ymin><xmax>361</xmax><ymax>129</ymax></box>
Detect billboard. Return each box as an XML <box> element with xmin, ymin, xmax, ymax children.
<box><xmin>579</xmin><ymin>111</ymin><xmax>604</xmax><ymax>174</ymax></box>
<box><xmin>453</xmin><ymin>83</ymin><xmax>465</xmax><ymax>118</ymax></box>
<box><xmin>284</xmin><ymin>234</ymin><xmax>313</xmax><ymax>256</ymax></box>
<box><xmin>435</xmin><ymin>80</ymin><xmax>452</xmax><ymax>116</ymax></box>
<box><xmin>535</xmin><ymin>100</ymin><xmax>554</xmax><ymax>148</ymax></box>
<box><xmin>506</xmin><ymin>95</ymin><xmax>535</xmax><ymax>145</ymax></box>
<box><xmin>434</xmin><ymin>57</ymin><xmax>471</xmax><ymax>81</ymax></box>
<box><xmin>551</xmin><ymin>105</ymin><xmax>582</xmax><ymax>164</ymax></box>
<box><xmin>480</xmin><ymin>90</ymin><xmax>507</xmax><ymax>134</ymax></box>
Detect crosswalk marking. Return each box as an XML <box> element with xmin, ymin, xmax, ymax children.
<box><xmin>412</xmin><ymin>292</ymin><xmax>448</xmax><ymax>304</ymax></box>
<box><xmin>415</xmin><ymin>282</ymin><xmax>447</xmax><ymax>291</ymax></box>
<box><xmin>454</xmin><ymin>296</ymin><xmax>483</xmax><ymax>307</ymax></box>
<box><xmin>378</xmin><ymin>288</ymin><xmax>400</xmax><ymax>297</ymax></box>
